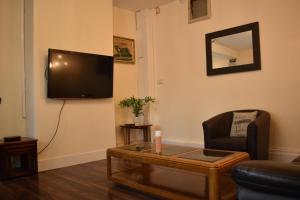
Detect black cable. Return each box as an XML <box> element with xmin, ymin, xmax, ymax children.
<box><xmin>38</xmin><ymin>100</ymin><xmax>66</xmax><ymax>155</ymax></box>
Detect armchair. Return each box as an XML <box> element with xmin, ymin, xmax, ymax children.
<box><xmin>202</xmin><ymin>110</ymin><xmax>270</xmax><ymax>160</ymax></box>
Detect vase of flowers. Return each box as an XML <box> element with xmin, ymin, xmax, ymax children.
<box><xmin>119</xmin><ymin>96</ymin><xmax>155</xmax><ymax>125</ymax></box>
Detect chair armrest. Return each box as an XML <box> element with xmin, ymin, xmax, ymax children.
<box><xmin>293</xmin><ymin>156</ymin><xmax>300</xmax><ymax>164</ymax></box>
<box><xmin>247</xmin><ymin>111</ymin><xmax>271</xmax><ymax>159</ymax></box>
<box><xmin>232</xmin><ymin>160</ymin><xmax>300</xmax><ymax>198</ymax></box>
<box><xmin>202</xmin><ymin>112</ymin><xmax>231</xmax><ymax>147</ymax></box>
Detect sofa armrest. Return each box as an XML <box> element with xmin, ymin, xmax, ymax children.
<box><xmin>247</xmin><ymin>111</ymin><xmax>270</xmax><ymax>159</ymax></box>
<box><xmin>232</xmin><ymin>160</ymin><xmax>300</xmax><ymax>198</ymax></box>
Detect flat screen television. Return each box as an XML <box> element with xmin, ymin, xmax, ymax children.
<box><xmin>47</xmin><ymin>49</ymin><xmax>113</xmax><ymax>99</ymax></box>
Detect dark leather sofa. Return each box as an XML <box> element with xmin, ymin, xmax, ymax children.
<box><xmin>202</xmin><ymin>110</ymin><xmax>270</xmax><ymax>160</ymax></box>
<box><xmin>232</xmin><ymin>157</ymin><xmax>300</xmax><ymax>200</ymax></box>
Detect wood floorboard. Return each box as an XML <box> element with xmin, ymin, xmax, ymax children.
<box><xmin>0</xmin><ymin>159</ymin><xmax>236</xmax><ymax>200</ymax></box>
<box><xmin>0</xmin><ymin>160</ymin><xmax>160</xmax><ymax>200</ymax></box>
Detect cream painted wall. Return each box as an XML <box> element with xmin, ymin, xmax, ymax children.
<box><xmin>113</xmin><ymin>7</ymin><xmax>139</xmax><ymax>146</ymax></box>
<box><xmin>0</xmin><ymin>0</ymin><xmax>26</xmax><ymax>137</ymax></box>
<box><xmin>153</xmin><ymin>0</ymin><xmax>300</xmax><ymax>154</ymax></box>
<box><xmin>26</xmin><ymin>0</ymin><xmax>116</xmax><ymax>170</ymax></box>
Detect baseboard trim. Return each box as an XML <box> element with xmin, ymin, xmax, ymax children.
<box><xmin>269</xmin><ymin>147</ymin><xmax>300</xmax><ymax>161</ymax></box>
<box><xmin>38</xmin><ymin>149</ymin><xmax>106</xmax><ymax>172</ymax></box>
<box><xmin>164</xmin><ymin>140</ymin><xmax>299</xmax><ymax>161</ymax></box>
<box><xmin>38</xmin><ymin>142</ymin><xmax>300</xmax><ymax>172</ymax></box>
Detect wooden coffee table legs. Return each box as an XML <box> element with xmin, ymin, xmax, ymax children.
<box><xmin>208</xmin><ymin>168</ymin><xmax>220</xmax><ymax>200</ymax></box>
<box><xmin>107</xmin><ymin>153</ymin><xmax>112</xmax><ymax>178</ymax></box>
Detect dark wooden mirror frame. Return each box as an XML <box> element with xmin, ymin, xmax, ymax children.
<box><xmin>205</xmin><ymin>22</ymin><xmax>261</xmax><ymax>76</ymax></box>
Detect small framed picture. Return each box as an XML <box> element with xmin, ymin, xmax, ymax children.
<box><xmin>189</xmin><ymin>0</ymin><xmax>211</xmax><ymax>24</ymax></box>
<box><xmin>113</xmin><ymin>36</ymin><xmax>135</xmax><ymax>64</ymax></box>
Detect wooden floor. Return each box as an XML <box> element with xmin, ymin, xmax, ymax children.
<box><xmin>0</xmin><ymin>160</ymin><xmax>236</xmax><ymax>200</ymax></box>
<box><xmin>0</xmin><ymin>160</ymin><xmax>160</xmax><ymax>200</ymax></box>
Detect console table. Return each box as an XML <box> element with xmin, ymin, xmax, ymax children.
<box><xmin>120</xmin><ymin>124</ymin><xmax>152</xmax><ymax>145</ymax></box>
<box><xmin>0</xmin><ymin>137</ymin><xmax>38</xmax><ymax>180</ymax></box>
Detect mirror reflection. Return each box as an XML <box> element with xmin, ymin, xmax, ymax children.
<box><xmin>212</xmin><ymin>31</ymin><xmax>253</xmax><ymax>69</ymax></box>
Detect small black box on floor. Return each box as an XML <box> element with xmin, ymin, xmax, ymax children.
<box><xmin>3</xmin><ymin>136</ymin><xmax>21</xmax><ymax>142</ymax></box>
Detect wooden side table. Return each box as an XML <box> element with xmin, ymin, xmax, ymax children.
<box><xmin>120</xmin><ymin>124</ymin><xmax>152</xmax><ymax>145</ymax></box>
<box><xmin>0</xmin><ymin>137</ymin><xmax>38</xmax><ymax>180</ymax></box>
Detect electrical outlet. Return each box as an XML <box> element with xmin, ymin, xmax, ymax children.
<box><xmin>157</xmin><ymin>79</ymin><xmax>164</xmax><ymax>85</ymax></box>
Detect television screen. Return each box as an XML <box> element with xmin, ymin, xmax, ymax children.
<box><xmin>47</xmin><ymin>49</ymin><xmax>113</xmax><ymax>99</ymax></box>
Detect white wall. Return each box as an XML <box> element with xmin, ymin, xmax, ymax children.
<box><xmin>153</xmin><ymin>0</ymin><xmax>300</xmax><ymax>157</ymax></box>
<box><xmin>136</xmin><ymin>9</ymin><xmax>160</xmax><ymax>127</ymax></box>
<box><xmin>0</xmin><ymin>0</ymin><xmax>26</xmax><ymax>137</ymax></box>
<box><xmin>26</xmin><ymin>0</ymin><xmax>116</xmax><ymax>171</ymax></box>
<box><xmin>113</xmin><ymin>7</ymin><xmax>139</xmax><ymax>145</ymax></box>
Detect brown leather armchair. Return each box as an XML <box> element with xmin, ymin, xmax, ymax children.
<box><xmin>202</xmin><ymin>110</ymin><xmax>270</xmax><ymax>160</ymax></box>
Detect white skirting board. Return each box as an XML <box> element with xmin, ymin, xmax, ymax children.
<box><xmin>38</xmin><ymin>149</ymin><xmax>107</xmax><ymax>172</ymax></box>
<box><xmin>269</xmin><ymin>147</ymin><xmax>300</xmax><ymax>162</ymax></box>
<box><xmin>38</xmin><ymin>142</ymin><xmax>300</xmax><ymax>171</ymax></box>
<box><xmin>163</xmin><ymin>140</ymin><xmax>300</xmax><ymax>162</ymax></box>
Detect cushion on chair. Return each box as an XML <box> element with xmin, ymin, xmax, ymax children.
<box><xmin>230</xmin><ymin>111</ymin><xmax>258</xmax><ymax>137</ymax></box>
<box><xmin>209</xmin><ymin>137</ymin><xmax>247</xmax><ymax>151</ymax></box>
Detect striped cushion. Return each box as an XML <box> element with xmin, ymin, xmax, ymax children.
<box><xmin>230</xmin><ymin>111</ymin><xmax>258</xmax><ymax>137</ymax></box>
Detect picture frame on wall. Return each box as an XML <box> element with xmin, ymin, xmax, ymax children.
<box><xmin>113</xmin><ymin>36</ymin><xmax>135</xmax><ymax>64</ymax></box>
<box><xmin>188</xmin><ymin>0</ymin><xmax>211</xmax><ymax>24</ymax></box>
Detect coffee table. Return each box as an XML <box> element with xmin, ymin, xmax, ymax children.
<box><xmin>106</xmin><ymin>143</ymin><xmax>249</xmax><ymax>200</ymax></box>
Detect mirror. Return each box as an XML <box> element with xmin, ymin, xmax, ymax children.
<box><xmin>206</xmin><ymin>22</ymin><xmax>261</xmax><ymax>76</ymax></box>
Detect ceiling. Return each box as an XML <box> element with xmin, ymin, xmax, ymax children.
<box><xmin>216</xmin><ymin>31</ymin><xmax>253</xmax><ymax>50</ymax></box>
<box><xmin>113</xmin><ymin>0</ymin><xmax>176</xmax><ymax>11</ymax></box>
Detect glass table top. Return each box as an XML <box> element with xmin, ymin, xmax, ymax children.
<box><xmin>118</xmin><ymin>143</ymin><xmax>234</xmax><ymax>162</ymax></box>
<box><xmin>178</xmin><ymin>149</ymin><xmax>233</xmax><ymax>162</ymax></box>
<box><xmin>146</xmin><ymin>145</ymin><xmax>197</xmax><ymax>156</ymax></box>
<box><xmin>118</xmin><ymin>143</ymin><xmax>153</xmax><ymax>151</ymax></box>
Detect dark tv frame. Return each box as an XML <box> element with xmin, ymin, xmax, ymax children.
<box><xmin>47</xmin><ymin>49</ymin><xmax>114</xmax><ymax>99</ymax></box>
